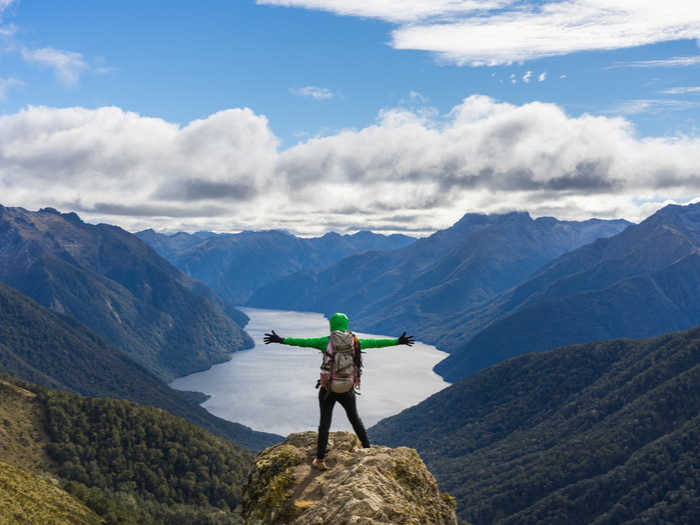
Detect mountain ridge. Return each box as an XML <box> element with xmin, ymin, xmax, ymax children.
<box><xmin>137</xmin><ymin>227</ymin><xmax>415</xmax><ymax>305</ymax></box>
<box><xmin>0</xmin><ymin>205</ymin><xmax>252</xmax><ymax>381</ymax></box>
<box><xmin>436</xmin><ymin>201</ymin><xmax>700</xmax><ymax>381</ymax></box>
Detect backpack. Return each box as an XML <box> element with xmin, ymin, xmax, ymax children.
<box><xmin>320</xmin><ymin>330</ymin><xmax>362</xmax><ymax>394</ymax></box>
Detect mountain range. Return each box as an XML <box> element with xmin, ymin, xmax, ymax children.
<box><xmin>370</xmin><ymin>324</ymin><xmax>700</xmax><ymax>524</ymax></box>
<box><xmin>137</xmin><ymin>228</ymin><xmax>415</xmax><ymax>305</ymax></box>
<box><xmin>248</xmin><ymin>212</ymin><xmax>630</xmax><ymax>350</ymax></box>
<box><xmin>0</xmin><ymin>205</ymin><xmax>252</xmax><ymax>381</ymax></box>
<box><xmin>434</xmin><ymin>202</ymin><xmax>700</xmax><ymax>381</ymax></box>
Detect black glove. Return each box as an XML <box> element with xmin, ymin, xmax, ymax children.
<box><xmin>263</xmin><ymin>330</ymin><xmax>284</xmax><ymax>344</ymax></box>
<box><xmin>398</xmin><ymin>331</ymin><xmax>415</xmax><ymax>346</ymax></box>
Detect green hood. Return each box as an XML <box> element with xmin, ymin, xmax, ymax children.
<box><xmin>329</xmin><ymin>312</ymin><xmax>349</xmax><ymax>332</ymax></box>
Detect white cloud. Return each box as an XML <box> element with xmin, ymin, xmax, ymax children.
<box><xmin>538</xmin><ymin>72</ymin><xmax>547</xmax><ymax>82</ymax></box>
<box><xmin>661</xmin><ymin>86</ymin><xmax>700</xmax><ymax>95</ymax></box>
<box><xmin>21</xmin><ymin>47</ymin><xmax>87</xmax><ymax>86</ymax></box>
<box><xmin>258</xmin><ymin>1</ymin><xmax>700</xmax><ymax>66</ymax></box>
<box><xmin>522</xmin><ymin>71</ymin><xmax>532</xmax><ymax>83</ymax></box>
<box><xmin>608</xmin><ymin>98</ymin><xmax>700</xmax><ymax>115</ymax></box>
<box><xmin>291</xmin><ymin>86</ymin><xmax>334</xmax><ymax>100</ymax></box>
<box><xmin>0</xmin><ymin>76</ymin><xmax>22</xmax><ymax>99</ymax></box>
<box><xmin>607</xmin><ymin>55</ymin><xmax>700</xmax><ymax>69</ymax></box>
<box><xmin>2</xmin><ymin>98</ymin><xmax>700</xmax><ymax>235</ymax></box>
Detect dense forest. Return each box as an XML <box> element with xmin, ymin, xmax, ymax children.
<box><xmin>1</xmin><ymin>375</ymin><xmax>252</xmax><ymax>524</ymax></box>
<box><xmin>370</xmin><ymin>325</ymin><xmax>700</xmax><ymax>524</ymax></box>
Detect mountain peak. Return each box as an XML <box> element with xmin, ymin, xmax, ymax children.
<box><xmin>241</xmin><ymin>431</ymin><xmax>457</xmax><ymax>525</ymax></box>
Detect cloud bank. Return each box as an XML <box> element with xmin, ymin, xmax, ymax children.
<box><xmin>1</xmin><ymin>98</ymin><xmax>699</xmax><ymax>235</ymax></box>
<box><xmin>258</xmin><ymin>1</ymin><xmax>700</xmax><ymax>66</ymax></box>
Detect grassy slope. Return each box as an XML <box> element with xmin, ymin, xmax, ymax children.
<box><xmin>0</xmin><ymin>460</ymin><xmax>103</xmax><ymax>525</ymax></box>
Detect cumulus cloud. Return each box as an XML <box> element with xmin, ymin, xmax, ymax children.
<box><xmin>291</xmin><ymin>86</ymin><xmax>334</xmax><ymax>100</ymax></box>
<box><xmin>1</xmin><ymin>98</ymin><xmax>700</xmax><ymax>235</ymax></box>
<box><xmin>21</xmin><ymin>47</ymin><xmax>87</xmax><ymax>85</ymax></box>
<box><xmin>258</xmin><ymin>1</ymin><xmax>700</xmax><ymax>66</ymax></box>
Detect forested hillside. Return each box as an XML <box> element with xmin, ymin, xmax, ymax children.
<box><xmin>0</xmin><ymin>280</ymin><xmax>280</xmax><ymax>450</ymax></box>
<box><xmin>0</xmin><ymin>376</ymin><xmax>251</xmax><ymax>524</ymax></box>
<box><xmin>370</xmin><ymin>325</ymin><xmax>700</xmax><ymax>524</ymax></box>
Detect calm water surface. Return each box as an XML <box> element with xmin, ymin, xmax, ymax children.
<box><xmin>170</xmin><ymin>307</ymin><xmax>451</xmax><ymax>435</ymax></box>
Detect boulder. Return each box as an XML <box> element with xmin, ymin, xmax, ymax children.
<box><xmin>241</xmin><ymin>431</ymin><xmax>458</xmax><ymax>525</ymax></box>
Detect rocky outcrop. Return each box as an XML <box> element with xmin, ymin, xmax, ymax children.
<box><xmin>241</xmin><ymin>431</ymin><xmax>457</xmax><ymax>525</ymax></box>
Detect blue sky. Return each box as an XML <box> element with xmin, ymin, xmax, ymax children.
<box><xmin>1</xmin><ymin>1</ymin><xmax>700</xmax><ymax>235</ymax></box>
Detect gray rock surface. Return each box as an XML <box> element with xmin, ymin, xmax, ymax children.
<box><xmin>241</xmin><ymin>431</ymin><xmax>458</xmax><ymax>525</ymax></box>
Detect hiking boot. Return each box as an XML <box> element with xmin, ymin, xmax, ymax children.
<box><xmin>312</xmin><ymin>458</ymin><xmax>328</xmax><ymax>471</ymax></box>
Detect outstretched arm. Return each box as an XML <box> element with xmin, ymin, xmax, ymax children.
<box><xmin>358</xmin><ymin>331</ymin><xmax>415</xmax><ymax>349</ymax></box>
<box><xmin>263</xmin><ymin>330</ymin><xmax>328</xmax><ymax>351</ymax></box>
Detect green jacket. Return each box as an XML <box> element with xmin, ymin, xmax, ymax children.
<box><xmin>282</xmin><ymin>312</ymin><xmax>400</xmax><ymax>352</ymax></box>
<box><xmin>282</xmin><ymin>335</ymin><xmax>399</xmax><ymax>352</ymax></box>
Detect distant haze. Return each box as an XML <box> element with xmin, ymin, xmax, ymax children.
<box><xmin>170</xmin><ymin>308</ymin><xmax>450</xmax><ymax>436</ymax></box>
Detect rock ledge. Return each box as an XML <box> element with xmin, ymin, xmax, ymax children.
<box><xmin>241</xmin><ymin>431</ymin><xmax>457</xmax><ymax>525</ymax></box>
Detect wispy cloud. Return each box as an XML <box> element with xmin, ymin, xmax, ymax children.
<box><xmin>291</xmin><ymin>85</ymin><xmax>335</xmax><ymax>100</ymax></box>
<box><xmin>0</xmin><ymin>0</ymin><xmax>15</xmax><ymax>36</ymax></box>
<box><xmin>0</xmin><ymin>76</ymin><xmax>23</xmax><ymax>99</ymax></box>
<box><xmin>21</xmin><ymin>47</ymin><xmax>87</xmax><ymax>86</ymax></box>
<box><xmin>660</xmin><ymin>86</ymin><xmax>700</xmax><ymax>95</ymax></box>
<box><xmin>522</xmin><ymin>71</ymin><xmax>532</xmax><ymax>83</ymax></box>
<box><xmin>607</xmin><ymin>55</ymin><xmax>700</xmax><ymax>69</ymax></box>
<box><xmin>538</xmin><ymin>72</ymin><xmax>547</xmax><ymax>82</ymax></box>
<box><xmin>607</xmin><ymin>99</ymin><xmax>700</xmax><ymax>116</ymax></box>
<box><xmin>259</xmin><ymin>1</ymin><xmax>700</xmax><ymax>66</ymax></box>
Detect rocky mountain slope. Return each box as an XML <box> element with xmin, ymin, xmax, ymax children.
<box><xmin>138</xmin><ymin>228</ymin><xmax>415</xmax><ymax>305</ymax></box>
<box><xmin>370</xmin><ymin>324</ymin><xmax>700</xmax><ymax>524</ymax></box>
<box><xmin>248</xmin><ymin>212</ymin><xmax>629</xmax><ymax>348</ymax></box>
<box><xmin>435</xmin><ymin>202</ymin><xmax>700</xmax><ymax>381</ymax></box>
<box><xmin>0</xmin><ymin>281</ymin><xmax>279</xmax><ymax>450</ymax></box>
<box><xmin>0</xmin><ymin>205</ymin><xmax>251</xmax><ymax>381</ymax></box>
<box><xmin>241</xmin><ymin>431</ymin><xmax>457</xmax><ymax>525</ymax></box>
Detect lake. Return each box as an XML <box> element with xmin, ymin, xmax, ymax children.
<box><xmin>170</xmin><ymin>307</ymin><xmax>451</xmax><ymax>436</ymax></box>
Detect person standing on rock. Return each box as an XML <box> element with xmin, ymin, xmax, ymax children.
<box><xmin>264</xmin><ymin>312</ymin><xmax>415</xmax><ymax>470</ymax></box>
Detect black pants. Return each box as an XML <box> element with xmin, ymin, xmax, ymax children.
<box><xmin>317</xmin><ymin>387</ymin><xmax>370</xmax><ymax>459</ymax></box>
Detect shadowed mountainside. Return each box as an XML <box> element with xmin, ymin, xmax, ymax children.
<box><xmin>0</xmin><ymin>281</ymin><xmax>280</xmax><ymax>450</ymax></box>
<box><xmin>0</xmin><ymin>205</ymin><xmax>252</xmax><ymax>381</ymax></box>
<box><xmin>435</xmin><ymin>202</ymin><xmax>700</xmax><ymax>381</ymax></box>
<box><xmin>370</xmin><ymin>325</ymin><xmax>700</xmax><ymax>524</ymax></box>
